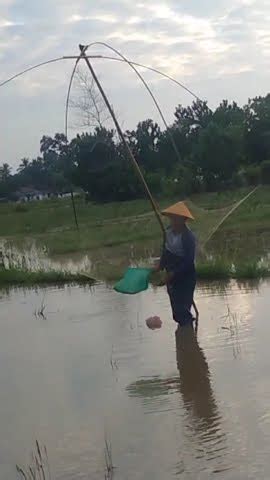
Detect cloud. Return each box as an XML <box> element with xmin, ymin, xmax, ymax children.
<box><xmin>0</xmin><ymin>18</ymin><xmax>21</xmax><ymax>27</ymax></box>
<box><xmin>66</xmin><ymin>13</ymin><xmax>118</xmax><ymax>24</ymax></box>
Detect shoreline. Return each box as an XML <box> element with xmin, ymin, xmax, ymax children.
<box><xmin>0</xmin><ymin>260</ymin><xmax>269</xmax><ymax>287</ymax></box>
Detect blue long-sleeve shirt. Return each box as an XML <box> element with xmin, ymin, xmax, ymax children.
<box><xmin>160</xmin><ymin>226</ymin><xmax>196</xmax><ymax>279</ymax></box>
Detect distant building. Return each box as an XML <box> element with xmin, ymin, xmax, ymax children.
<box><xmin>13</xmin><ymin>188</ymin><xmax>79</xmax><ymax>203</ymax></box>
<box><xmin>14</xmin><ymin>188</ymin><xmax>51</xmax><ymax>202</ymax></box>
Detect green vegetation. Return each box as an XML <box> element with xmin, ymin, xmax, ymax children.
<box><xmin>0</xmin><ymin>91</ymin><xmax>269</xmax><ymax>285</ymax></box>
<box><xmin>2</xmin><ymin>95</ymin><xmax>270</xmax><ymax>205</ymax></box>
<box><xmin>0</xmin><ymin>268</ymin><xmax>93</xmax><ymax>287</ymax></box>
<box><xmin>0</xmin><ymin>185</ymin><xmax>269</xmax><ymax>254</ymax></box>
<box><xmin>0</xmin><ymin>258</ymin><xmax>269</xmax><ymax>289</ymax></box>
<box><xmin>0</xmin><ymin>186</ymin><xmax>269</xmax><ymax>285</ymax></box>
<box><xmin>197</xmin><ymin>260</ymin><xmax>270</xmax><ymax>280</ymax></box>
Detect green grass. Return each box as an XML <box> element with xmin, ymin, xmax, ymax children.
<box><xmin>197</xmin><ymin>259</ymin><xmax>270</xmax><ymax>280</ymax></box>
<box><xmin>1</xmin><ymin>186</ymin><xmax>268</xmax><ymax>240</ymax></box>
<box><xmin>0</xmin><ymin>196</ymin><xmax>161</xmax><ymax>236</ymax></box>
<box><xmin>0</xmin><ymin>186</ymin><xmax>269</xmax><ymax>284</ymax></box>
<box><xmin>8</xmin><ymin>190</ymin><xmax>267</xmax><ymax>257</ymax></box>
<box><xmin>1</xmin><ymin>260</ymin><xmax>269</xmax><ymax>288</ymax></box>
<box><xmin>191</xmin><ymin>187</ymin><xmax>253</xmax><ymax>209</ymax></box>
<box><xmin>0</xmin><ymin>268</ymin><xmax>94</xmax><ymax>286</ymax></box>
<box><xmin>196</xmin><ymin>260</ymin><xmax>231</xmax><ymax>279</ymax></box>
<box><xmin>233</xmin><ymin>262</ymin><xmax>270</xmax><ymax>279</ymax></box>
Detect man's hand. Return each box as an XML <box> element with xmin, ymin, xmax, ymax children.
<box><xmin>152</xmin><ymin>262</ymin><xmax>161</xmax><ymax>272</ymax></box>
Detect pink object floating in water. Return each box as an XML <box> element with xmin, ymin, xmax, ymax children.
<box><xmin>146</xmin><ymin>316</ymin><xmax>162</xmax><ymax>330</ymax></box>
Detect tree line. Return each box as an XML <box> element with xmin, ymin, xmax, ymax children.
<box><xmin>1</xmin><ymin>94</ymin><xmax>270</xmax><ymax>202</ymax></box>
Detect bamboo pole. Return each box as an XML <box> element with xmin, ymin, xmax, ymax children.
<box><xmin>63</xmin><ymin>55</ymin><xmax>203</xmax><ymax>102</ymax></box>
<box><xmin>0</xmin><ymin>57</ymin><xmax>64</xmax><ymax>88</ymax></box>
<box><xmin>0</xmin><ymin>56</ymin><xmax>79</xmax><ymax>230</ymax></box>
<box><xmin>70</xmin><ymin>188</ymin><xmax>79</xmax><ymax>230</ymax></box>
<box><xmin>0</xmin><ymin>55</ymin><xmax>202</xmax><ymax>104</ymax></box>
<box><xmin>78</xmin><ymin>44</ymin><xmax>166</xmax><ymax>239</ymax></box>
<box><xmin>64</xmin><ymin>45</ymin><xmax>206</xmax><ymax>190</ymax></box>
<box><xmin>64</xmin><ymin>41</ymin><xmax>184</xmax><ymax>233</ymax></box>
<box><xmin>0</xmin><ymin>45</ymin><xmax>201</xmax><ymax>314</ymax></box>
<box><xmin>65</xmin><ymin>43</ymin><xmax>201</xmax><ymax>315</ymax></box>
<box><xmin>65</xmin><ymin>43</ymin><xmax>206</xmax><ymax>166</ymax></box>
<box><xmin>80</xmin><ymin>42</ymin><xmax>181</xmax><ymax>162</ymax></box>
<box><xmin>78</xmin><ymin>45</ymin><xmax>199</xmax><ymax>318</ymax></box>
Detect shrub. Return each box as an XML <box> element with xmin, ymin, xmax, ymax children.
<box><xmin>243</xmin><ymin>165</ymin><xmax>261</xmax><ymax>185</ymax></box>
<box><xmin>261</xmin><ymin>160</ymin><xmax>270</xmax><ymax>184</ymax></box>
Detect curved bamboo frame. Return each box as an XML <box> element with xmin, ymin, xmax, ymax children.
<box><xmin>64</xmin><ymin>41</ymin><xmax>188</xmax><ymax>232</ymax></box>
<box><xmin>69</xmin><ymin>44</ymin><xmax>199</xmax><ymax>318</ymax></box>
<box><xmin>65</xmin><ymin>41</ymin><xmax>200</xmax><ymax>166</ymax></box>
<box><xmin>0</xmin><ymin>48</ymin><xmax>204</xmax><ymax>234</ymax></box>
<box><xmin>0</xmin><ymin>44</ymin><xmax>202</xmax><ymax>315</ymax></box>
<box><xmin>0</xmin><ymin>57</ymin><xmax>64</xmax><ymax>88</ymax></box>
<box><xmin>76</xmin><ymin>43</ymin><xmax>166</xmax><ymax>236</ymax></box>
<box><xmin>0</xmin><ymin>54</ymin><xmax>202</xmax><ymax>103</ymax></box>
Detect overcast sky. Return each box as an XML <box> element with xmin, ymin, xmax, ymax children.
<box><xmin>1</xmin><ymin>0</ymin><xmax>270</xmax><ymax>168</ymax></box>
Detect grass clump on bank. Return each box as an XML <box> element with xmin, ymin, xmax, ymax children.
<box><xmin>0</xmin><ymin>268</ymin><xmax>94</xmax><ymax>287</ymax></box>
<box><xmin>197</xmin><ymin>259</ymin><xmax>270</xmax><ymax>280</ymax></box>
<box><xmin>92</xmin><ymin>259</ymin><xmax>270</xmax><ymax>284</ymax></box>
<box><xmin>196</xmin><ymin>260</ymin><xmax>231</xmax><ymax>279</ymax></box>
<box><xmin>0</xmin><ymin>258</ymin><xmax>269</xmax><ymax>288</ymax></box>
<box><xmin>233</xmin><ymin>262</ymin><xmax>270</xmax><ymax>279</ymax></box>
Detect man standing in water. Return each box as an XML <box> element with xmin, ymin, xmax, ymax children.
<box><xmin>155</xmin><ymin>201</ymin><xmax>196</xmax><ymax>327</ymax></box>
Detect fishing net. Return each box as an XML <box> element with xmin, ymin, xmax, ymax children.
<box><xmin>88</xmin><ymin>186</ymin><xmax>267</xmax><ymax>290</ymax></box>
<box><xmin>186</xmin><ymin>191</ymin><xmax>254</xmax><ymax>244</ymax></box>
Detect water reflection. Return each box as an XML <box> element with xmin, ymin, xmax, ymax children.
<box><xmin>236</xmin><ymin>278</ymin><xmax>262</xmax><ymax>292</ymax></box>
<box><xmin>127</xmin><ymin>326</ymin><xmax>229</xmax><ymax>475</ymax></box>
<box><xmin>175</xmin><ymin>326</ymin><xmax>229</xmax><ymax>475</ymax></box>
<box><xmin>0</xmin><ymin>281</ymin><xmax>269</xmax><ymax>479</ymax></box>
<box><xmin>176</xmin><ymin>326</ymin><xmax>218</xmax><ymax>429</ymax></box>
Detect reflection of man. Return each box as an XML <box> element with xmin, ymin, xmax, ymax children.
<box><xmin>175</xmin><ymin>325</ymin><xmax>218</xmax><ymax>428</ymax></box>
<box><xmin>175</xmin><ymin>327</ymin><xmax>230</xmax><ymax>475</ymax></box>
<box><xmin>126</xmin><ymin>326</ymin><xmax>228</xmax><ymax>474</ymax></box>
<box><xmin>175</xmin><ymin>327</ymin><xmax>227</xmax><ymax>443</ymax></box>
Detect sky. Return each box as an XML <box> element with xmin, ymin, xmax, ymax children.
<box><xmin>1</xmin><ymin>0</ymin><xmax>270</xmax><ymax>168</ymax></box>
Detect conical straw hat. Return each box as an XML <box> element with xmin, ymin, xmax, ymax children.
<box><xmin>162</xmin><ymin>201</ymin><xmax>194</xmax><ymax>220</ymax></box>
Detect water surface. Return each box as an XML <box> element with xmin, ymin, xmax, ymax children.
<box><xmin>0</xmin><ymin>280</ymin><xmax>269</xmax><ymax>479</ymax></box>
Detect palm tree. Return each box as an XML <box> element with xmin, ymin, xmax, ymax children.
<box><xmin>0</xmin><ymin>163</ymin><xmax>11</xmax><ymax>181</ymax></box>
<box><xmin>18</xmin><ymin>158</ymin><xmax>29</xmax><ymax>173</ymax></box>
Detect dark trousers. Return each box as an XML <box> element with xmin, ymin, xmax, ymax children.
<box><xmin>167</xmin><ymin>276</ymin><xmax>196</xmax><ymax>326</ymax></box>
